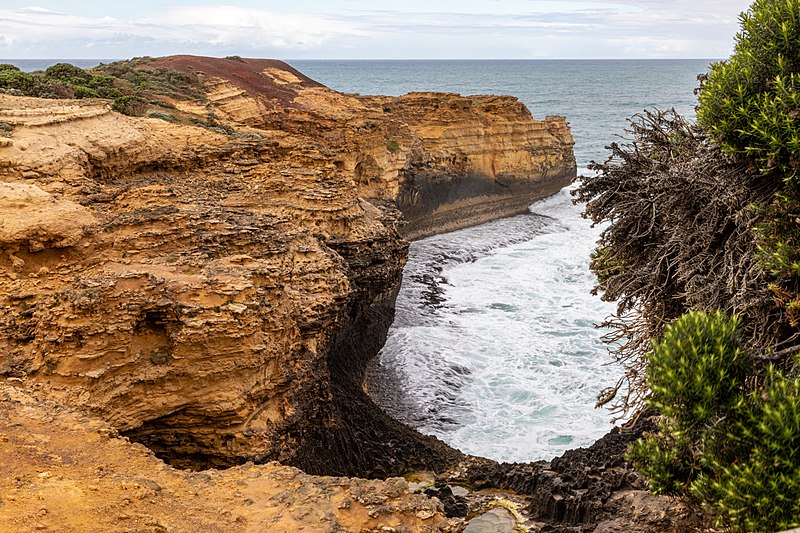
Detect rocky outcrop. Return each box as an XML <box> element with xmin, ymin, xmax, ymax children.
<box><xmin>388</xmin><ymin>94</ymin><xmax>575</xmax><ymax>239</ymax></box>
<box><xmin>0</xmin><ymin>379</ymin><xmax>461</xmax><ymax>532</ymax></box>
<box><xmin>152</xmin><ymin>56</ymin><xmax>577</xmax><ymax>239</ymax></box>
<box><xmin>0</xmin><ymin>93</ymin><xmax>453</xmax><ymax>478</ymax></box>
<box><xmin>442</xmin><ymin>415</ymin><xmax>701</xmax><ymax>532</ymax></box>
<box><xmin>0</xmin><ymin>57</ymin><xmax>701</xmax><ymax>533</ymax></box>
<box><xmin>0</xmin><ymin>56</ymin><xmax>573</xmax><ymax>479</ymax></box>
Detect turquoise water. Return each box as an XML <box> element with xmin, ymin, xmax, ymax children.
<box><xmin>288</xmin><ymin>60</ymin><xmax>710</xmax><ymax>461</ymax></box>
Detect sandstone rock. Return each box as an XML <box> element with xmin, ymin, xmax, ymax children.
<box><xmin>0</xmin><ymin>380</ymin><xmax>462</xmax><ymax>533</ymax></box>
<box><xmin>0</xmin><ymin>182</ymin><xmax>96</xmax><ymax>249</ymax></box>
<box><xmin>0</xmin><ymin>56</ymin><xmax>571</xmax><ymax>479</ymax></box>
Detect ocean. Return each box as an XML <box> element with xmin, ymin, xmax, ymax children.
<box><xmin>288</xmin><ymin>59</ymin><xmax>711</xmax><ymax>462</ymax></box>
<box><xmin>4</xmin><ymin>58</ymin><xmax>712</xmax><ymax>462</ymax></box>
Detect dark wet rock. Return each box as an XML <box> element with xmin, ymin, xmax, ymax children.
<box><xmin>424</xmin><ymin>485</ymin><xmax>468</xmax><ymax>517</ymax></box>
<box><xmin>441</xmin><ymin>414</ymin><xmax>702</xmax><ymax>532</ymax></box>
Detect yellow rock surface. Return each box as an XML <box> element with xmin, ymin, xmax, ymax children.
<box><xmin>0</xmin><ymin>56</ymin><xmax>577</xmax><ymax>530</ymax></box>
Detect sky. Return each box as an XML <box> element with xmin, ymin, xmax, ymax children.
<box><xmin>0</xmin><ymin>1</ymin><xmax>753</xmax><ymax>60</ymax></box>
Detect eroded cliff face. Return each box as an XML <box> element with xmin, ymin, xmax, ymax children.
<box><xmin>0</xmin><ymin>56</ymin><xmax>573</xmax><ymax>480</ymax></box>
<box><xmin>152</xmin><ymin>56</ymin><xmax>577</xmax><ymax>239</ymax></box>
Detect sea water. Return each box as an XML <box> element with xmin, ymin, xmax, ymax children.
<box><xmin>289</xmin><ymin>59</ymin><xmax>710</xmax><ymax>462</ymax></box>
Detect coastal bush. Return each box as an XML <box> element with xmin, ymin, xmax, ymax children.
<box><xmin>576</xmin><ymin>109</ymin><xmax>786</xmax><ymax>416</ymax></box>
<box><xmin>697</xmin><ymin>0</ymin><xmax>800</xmax><ymax>180</ymax></box>
<box><xmin>697</xmin><ymin>0</ymin><xmax>800</xmax><ymax>342</ymax></box>
<box><xmin>112</xmin><ymin>95</ymin><xmax>148</xmax><ymax>117</ymax></box>
<box><xmin>578</xmin><ymin>3</ymin><xmax>800</xmax><ymax>526</ymax></box>
<box><xmin>94</xmin><ymin>60</ymin><xmax>206</xmax><ymax>102</ymax></box>
<box><xmin>148</xmin><ymin>111</ymin><xmax>176</xmax><ymax>122</ymax></box>
<box><xmin>645</xmin><ymin>311</ymin><xmax>749</xmax><ymax>427</ymax></box>
<box><xmin>45</xmin><ymin>62</ymin><xmax>92</xmax><ymax>84</ymax></box>
<box><xmin>0</xmin><ymin>69</ymin><xmax>38</xmax><ymax>95</ymax></box>
<box><xmin>0</xmin><ymin>59</ymin><xmax>200</xmax><ymax>114</ymax></box>
<box><xmin>0</xmin><ymin>62</ymin><xmax>124</xmax><ymax>100</ymax></box>
<box><xmin>627</xmin><ymin>312</ymin><xmax>747</xmax><ymax>496</ymax></box>
<box><xmin>699</xmin><ymin>366</ymin><xmax>800</xmax><ymax>531</ymax></box>
<box><xmin>628</xmin><ymin>312</ymin><xmax>800</xmax><ymax>531</ymax></box>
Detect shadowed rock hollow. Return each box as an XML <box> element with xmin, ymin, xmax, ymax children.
<box><xmin>0</xmin><ymin>56</ymin><xmax>575</xmax><ymax>479</ymax></box>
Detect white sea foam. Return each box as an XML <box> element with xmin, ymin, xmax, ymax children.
<box><xmin>368</xmin><ymin>180</ymin><xmax>620</xmax><ymax>462</ymax></box>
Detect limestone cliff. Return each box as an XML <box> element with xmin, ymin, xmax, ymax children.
<box><xmin>0</xmin><ymin>56</ymin><xmax>574</xmax><ymax>480</ymax></box>
<box><xmin>151</xmin><ymin>56</ymin><xmax>577</xmax><ymax>239</ymax></box>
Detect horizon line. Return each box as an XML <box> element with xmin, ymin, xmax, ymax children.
<box><xmin>1</xmin><ymin>56</ymin><xmax>722</xmax><ymax>62</ymax></box>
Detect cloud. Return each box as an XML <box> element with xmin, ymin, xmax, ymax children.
<box><xmin>140</xmin><ymin>6</ymin><xmax>364</xmax><ymax>49</ymax></box>
<box><xmin>0</xmin><ymin>2</ymin><xmax>753</xmax><ymax>59</ymax></box>
<box><xmin>0</xmin><ymin>6</ymin><xmax>362</xmax><ymax>57</ymax></box>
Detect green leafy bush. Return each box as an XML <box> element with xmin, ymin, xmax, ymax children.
<box><xmin>112</xmin><ymin>95</ymin><xmax>148</xmax><ymax>117</ymax></box>
<box><xmin>646</xmin><ymin>311</ymin><xmax>749</xmax><ymax>426</ymax></box>
<box><xmin>628</xmin><ymin>311</ymin><xmax>800</xmax><ymax>532</ymax></box>
<box><xmin>0</xmin><ymin>69</ymin><xmax>38</xmax><ymax>94</ymax></box>
<box><xmin>148</xmin><ymin>111</ymin><xmax>175</xmax><ymax>122</ymax></box>
<box><xmin>697</xmin><ymin>367</ymin><xmax>800</xmax><ymax>531</ymax></box>
<box><xmin>45</xmin><ymin>62</ymin><xmax>92</xmax><ymax>84</ymax></box>
<box><xmin>628</xmin><ymin>312</ymin><xmax>748</xmax><ymax>494</ymax></box>
<box><xmin>94</xmin><ymin>60</ymin><xmax>205</xmax><ymax>102</ymax></box>
<box><xmin>697</xmin><ymin>0</ymin><xmax>800</xmax><ymax>179</ymax></box>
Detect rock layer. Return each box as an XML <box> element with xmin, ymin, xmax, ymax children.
<box><xmin>0</xmin><ymin>56</ymin><xmax>573</xmax><ymax>477</ymax></box>
<box><xmin>152</xmin><ymin>56</ymin><xmax>577</xmax><ymax>239</ymax></box>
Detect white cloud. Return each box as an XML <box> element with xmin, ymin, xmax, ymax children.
<box><xmin>0</xmin><ymin>2</ymin><xmax>753</xmax><ymax>58</ymax></box>
<box><xmin>141</xmin><ymin>6</ymin><xmax>363</xmax><ymax>49</ymax></box>
<box><xmin>0</xmin><ymin>5</ymin><xmax>362</xmax><ymax>56</ymax></box>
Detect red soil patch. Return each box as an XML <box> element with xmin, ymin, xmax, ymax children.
<box><xmin>149</xmin><ymin>55</ymin><xmax>326</xmax><ymax>106</ymax></box>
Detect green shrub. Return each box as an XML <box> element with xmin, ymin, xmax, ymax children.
<box><xmin>629</xmin><ymin>312</ymin><xmax>749</xmax><ymax>494</ymax></box>
<box><xmin>45</xmin><ymin>62</ymin><xmax>91</xmax><ymax>84</ymax></box>
<box><xmin>692</xmin><ymin>365</ymin><xmax>800</xmax><ymax>531</ymax></box>
<box><xmin>112</xmin><ymin>95</ymin><xmax>148</xmax><ymax>116</ymax></box>
<box><xmin>646</xmin><ymin>311</ymin><xmax>749</xmax><ymax>426</ymax></box>
<box><xmin>72</xmin><ymin>85</ymin><xmax>99</xmax><ymax>99</ymax></box>
<box><xmin>148</xmin><ymin>111</ymin><xmax>175</xmax><ymax>122</ymax></box>
<box><xmin>697</xmin><ymin>0</ymin><xmax>800</xmax><ymax>179</ymax></box>
<box><xmin>94</xmin><ymin>60</ymin><xmax>205</xmax><ymax>102</ymax></box>
<box><xmin>0</xmin><ymin>69</ymin><xmax>38</xmax><ymax>94</ymax></box>
<box><xmin>386</xmin><ymin>139</ymin><xmax>400</xmax><ymax>152</ymax></box>
<box><xmin>629</xmin><ymin>311</ymin><xmax>800</xmax><ymax>531</ymax></box>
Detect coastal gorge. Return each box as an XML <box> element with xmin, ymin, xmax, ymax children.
<box><xmin>0</xmin><ymin>57</ymin><xmax>682</xmax><ymax>532</ymax></box>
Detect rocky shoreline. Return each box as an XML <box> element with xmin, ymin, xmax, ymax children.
<box><xmin>0</xmin><ymin>56</ymin><xmax>691</xmax><ymax>531</ymax></box>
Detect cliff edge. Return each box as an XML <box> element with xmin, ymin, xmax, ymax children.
<box><xmin>0</xmin><ymin>56</ymin><xmax>583</xmax><ymax>531</ymax></box>
<box><xmin>0</xmin><ymin>56</ymin><xmax>574</xmax><ymax>479</ymax></box>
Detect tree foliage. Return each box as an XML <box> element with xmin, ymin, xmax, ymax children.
<box><xmin>697</xmin><ymin>0</ymin><xmax>800</xmax><ymax>179</ymax></box>
<box><xmin>578</xmin><ymin>1</ymin><xmax>800</xmax><ymax>528</ymax></box>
